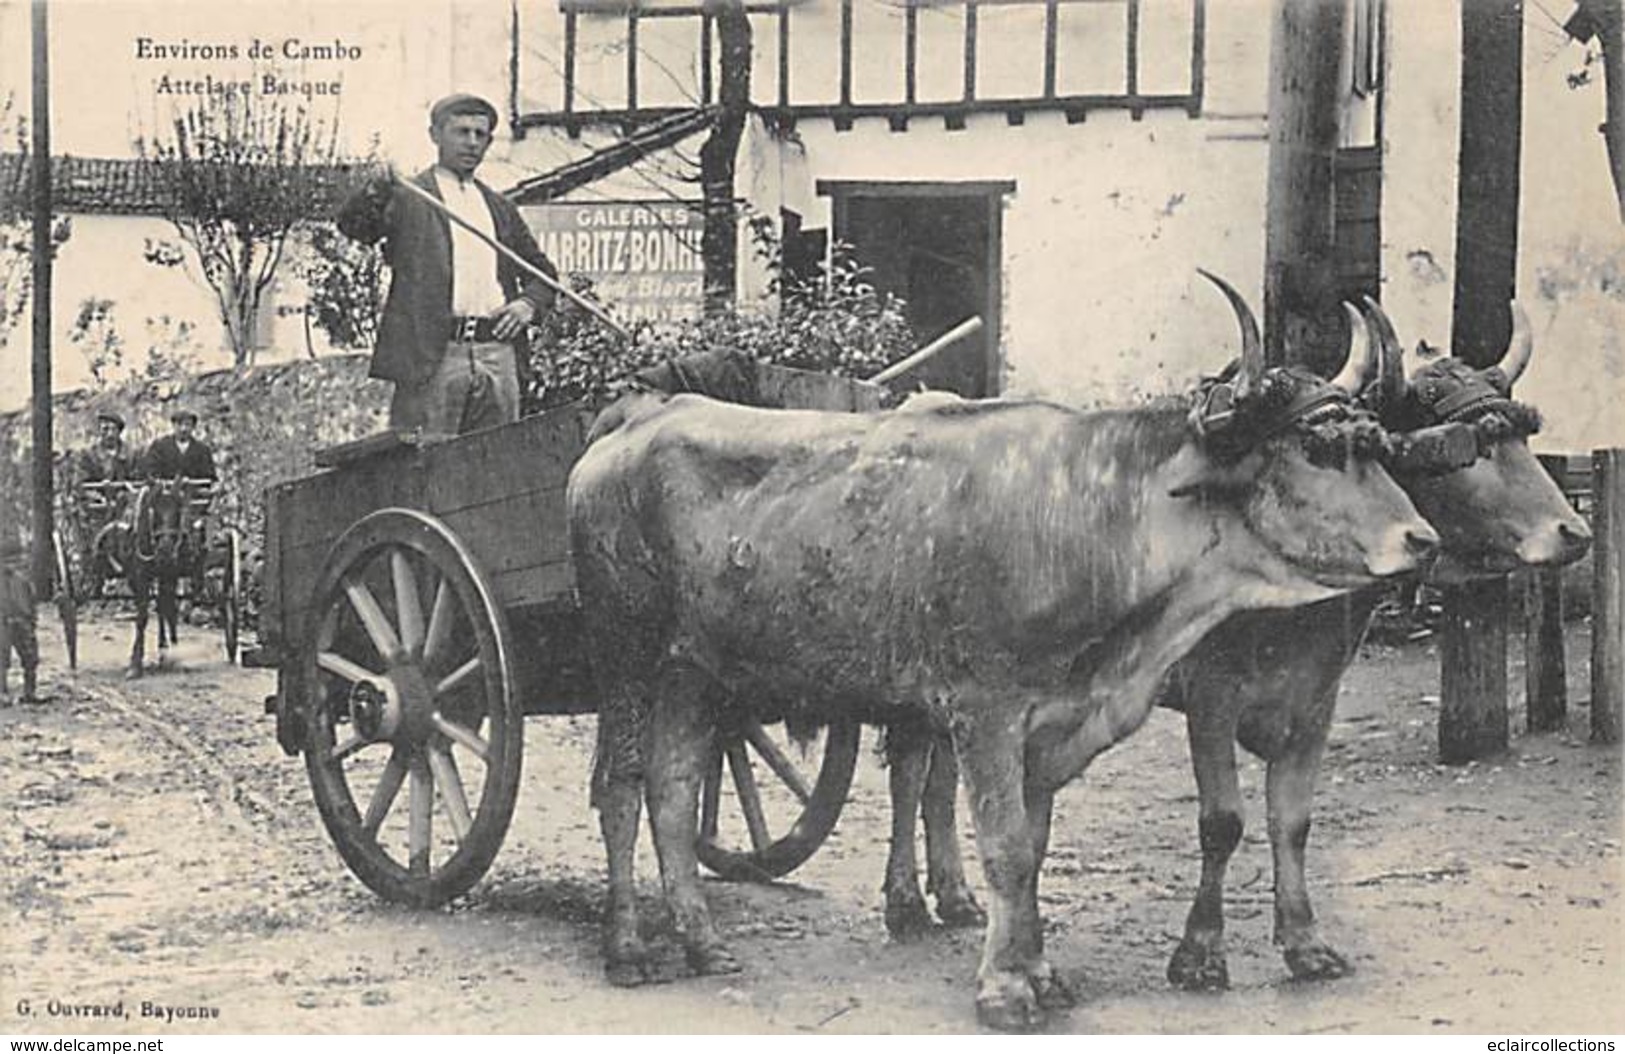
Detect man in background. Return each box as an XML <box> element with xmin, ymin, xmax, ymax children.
<box><xmin>0</xmin><ymin>528</ymin><xmax>39</xmax><ymax>705</ymax></box>
<box><xmin>143</xmin><ymin>408</ymin><xmax>217</xmax><ymax>482</ymax></box>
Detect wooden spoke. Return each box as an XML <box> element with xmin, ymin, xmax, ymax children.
<box><xmin>427</xmin><ymin>745</ymin><xmax>472</xmax><ymax>844</ymax></box>
<box><xmin>408</xmin><ymin>753</ymin><xmax>433</xmax><ymax>876</ymax></box>
<box><xmin>344</xmin><ymin>577</ymin><xmax>403</xmax><ymax>662</ymax></box>
<box><xmin>422</xmin><ymin>578</ymin><xmax>454</xmax><ymax>669</ymax></box>
<box><xmin>317</xmin><ymin>651</ymin><xmax>382</xmax><ymax>686</ymax></box>
<box><xmin>330</xmin><ymin>734</ymin><xmax>369</xmax><ymax>763</ymax></box>
<box><xmin>361</xmin><ymin>751</ymin><xmax>409</xmax><ymax>836</ymax></box>
<box><xmin>431</xmin><ymin>712</ymin><xmax>490</xmax><ymax>762</ymax></box>
<box><xmin>725</xmin><ymin>740</ymin><xmax>771</xmax><ymax>853</ymax></box>
<box><xmin>743</xmin><ymin>722</ymin><xmax>813</xmax><ymax>804</ymax></box>
<box><xmin>700</xmin><ymin>747</ymin><xmax>722</xmax><ymax>839</ymax></box>
<box><xmin>391</xmin><ymin>550</ymin><xmax>425</xmax><ymax>656</ymax></box>
<box><xmin>435</xmin><ymin>657</ymin><xmax>482</xmax><ymax>698</ymax></box>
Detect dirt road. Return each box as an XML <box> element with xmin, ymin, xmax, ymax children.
<box><xmin>2</xmin><ymin>610</ymin><xmax>1620</xmax><ymax>1035</ymax></box>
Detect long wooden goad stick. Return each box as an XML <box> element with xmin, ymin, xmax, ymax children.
<box><xmin>393</xmin><ymin>174</ymin><xmax>633</xmax><ymax>342</ymax></box>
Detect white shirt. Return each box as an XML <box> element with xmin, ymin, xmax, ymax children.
<box><xmin>434</xmin><ymin>167</ymin><xmax>507</xmax><ymax>317</ymax></box>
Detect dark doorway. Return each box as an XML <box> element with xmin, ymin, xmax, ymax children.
<box><xmin>819</xmin><ymin>181</ymin><xmax>1011</xmax><ymax>397</ymax></box>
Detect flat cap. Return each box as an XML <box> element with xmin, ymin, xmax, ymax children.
<box><xmin>430</xmin><ymin>92</ymin><xmax>499</xmax><ymax>130</ymax></box>
<box><xmin>170</xmin><ymin>408</ymin><xmax>199</xmax><ymax>424</ymax></box>
<box><xmin>95</xmin><ymin>411</ymin><xmax>125</xmax><ymax>430</ymax></box>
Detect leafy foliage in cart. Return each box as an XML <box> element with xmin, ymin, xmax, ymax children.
<box><xmin>520</xmin><ymin>219</ymin><xmax>915</xmax><ymax>414</ymax></box>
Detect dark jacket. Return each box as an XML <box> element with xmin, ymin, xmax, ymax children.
<box><xmin>144</xmin><ymin>436</ymin><xmax>217</xmax><ymax>481</ymax></box>
<box><xmin>337</xmin><ymin>167</ymin><xmax>558</xmax><ymax>386</ymax></box>
<box><xmin>79</xmin><ymin>441</ymin><xmax>136</xmax><ymax>483</ymax></box>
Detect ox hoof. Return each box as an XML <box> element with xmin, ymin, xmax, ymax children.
<box><xmin>604</xmin><ymin>939</ymin><xmax>658</xmax><ymax>988</ymax></box>
<box><xmin>884</xmin><ymin>896</ymin><xmax>936</xmax><ymax>940</ymax></box>
<box><xmin>976</xmin><ymin>976</ymin><xmax>1042</xmax><ymax>1033</ymax></box>
<box><xmin>1284</xmin><ymin>943</ymin><xmax>1353</xmax><ymax>981</ymax></box>
<box><xmin>124</xmin><ymin>666</ymin><xmax>143</xmax><ymax>681</ymax></box>
<box><xmin>605</xmin><ymin>959</ymin><xmax>653</xmax><ymax>988</ymax></box>
<box><xmin>1029</xmin><ymin>963</ymin><xmax>1077</xmax><ymax>1010</ymax></box>
<box><xmin>934</xmin><ymin>892</ymin><xmax>986</xmax><ymax>930</ymax></box>
<box><xmin>605</xmin><ymin>950</ymin><xmax>662</xmax><ymax>988</ymax></box>
<box><xmin>1168</xmin><ymin>939</ymin><xmax>1230</xmax><ymax>991</ymax></box>
<box><xmin>686</xmin><ymin>942</ymin><xmax>743</xmax><ymax>978</ymax></box>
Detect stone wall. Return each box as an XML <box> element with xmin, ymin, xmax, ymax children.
<box><xmin>0</xmin><ymin>353</ymin><xmax>390</xmax><ymax>567</ymax></box>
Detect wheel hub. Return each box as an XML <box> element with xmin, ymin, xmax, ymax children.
<box><xmin>348</xmin><ymin>678</ymin><xmax>400</xmax><ymax>741</ymax></box>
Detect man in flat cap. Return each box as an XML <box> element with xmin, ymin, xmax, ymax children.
<box><xmin>74</xmin><ymin>411</ymin><xmax>138</xmax><ymax>598</ymax></box>
<box><xmin>78</xmin><ymin>411</ymin><xmax>136</xmax><ymax>486</ymax></box>
<box><xmin>143</xmin><ymin>409</ymin><xmax>217</xmax><ymax>482</ymax></box>
<box><xmin>338</xmin><ymin>92</ymin><xmax>558</xmax><ymax>436</ymax></box>
<box><xmin>142</xmin><ymin>409</ymin><xmax>219</xmax><ymax>581</ymax></box>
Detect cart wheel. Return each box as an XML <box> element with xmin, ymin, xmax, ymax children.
<box><xmin>695</xmin><ymin>717</ymin><xmax>861</xmax><ymax>881</ymax></box>
<box><xmin>221</xmin><ymin>528</ymin><xmax>241</xmax><ymax>664</ymax></box>
<box><xmin>302</xmin><ymin>508</ymin><xmax>523</xmax><ymax>907</ymax></box>
<box><xmin>51</xmin><ymin>529</ymin><xmax>78</xmax><ymax>671</ymax></box>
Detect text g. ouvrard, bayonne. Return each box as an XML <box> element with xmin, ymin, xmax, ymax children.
<box><xmin>134</xmin><ymin>36</ymin><xmax>363</xmax><ymax>99</ymax></box>
<box><xmin>15</xmin><ymin>996</ymin><xmax>221</xmax><ymax>1026</ymax></box>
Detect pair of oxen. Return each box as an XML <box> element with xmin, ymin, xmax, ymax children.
<box><xmin>565</xmin><ymin>274</ymin><xmax>1592</xmax><ymax>1031</ymax></box>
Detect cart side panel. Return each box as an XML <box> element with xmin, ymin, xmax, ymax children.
<box><xmin>757</xmin><ymin>365</ymin><xmax>886</xmax><ymax>413</ymax></box>
<box><xmin>270</xmin><ymin>407</ymin><xmax>590</xmax><ymax>645</ymax></box>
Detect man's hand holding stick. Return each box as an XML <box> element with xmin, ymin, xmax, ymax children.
<box><xmin>391</xmin><ymin>173</ymin><xmax>633</xmax><ymax>342</ymax></box>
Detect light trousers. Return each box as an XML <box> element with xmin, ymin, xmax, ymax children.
<box><xmin>388</xmin><ymin>340</ymin><xmax>520</xmax><ymax>437</ymax></box>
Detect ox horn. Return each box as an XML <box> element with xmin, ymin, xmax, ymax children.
<box><xmin>1329</xmin><ymin>301</ymin><xmax>1376</xmax><ymax>396</ymax></box>
<box><xmin>1198</xmin><ymin>269</ymin><xmax>1264</xmax><ymax>398</ymax></box>
<box><xmin>1360</xmin><ymin>294</ymin><xmax>1409</xmax><ymax>409</ymax></box>
<box><xmin>1500</xmin><ymin>300</ymin><xmax>1533</xmax><ymax>387</ymax></box>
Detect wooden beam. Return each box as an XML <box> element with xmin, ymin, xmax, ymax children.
<box><xmin>1126</xmin><ymin>0</ymin><xmax>1141</xmax><ymax>116</ymax></box>
<box><xmin>1452</xmin><ymin>0</ymin><xmax>1524</xmax><ymax>368</ymax></box>
<box><xmin>964</xmin><ymin>1</ymin><xmax>979</xmax><ymax>102</ymax></box>
<box><xmin>1440</xmin><ymin>0</ymin><xmax>1524</xmax><ymax>762</ymax></box>
<box><xmin>30</xmin><ymin>0</ymin><xmax>54</xmax><ymax>597</ymax></box>
<box><xmin>564</xmin><ymin>11</ymin><xmax>578</xmax><ymax>115</ymax></box>
<box><xmin>907</xmin><ymin>4</ymin><xmax>920</xmax><ymax>104</ymax></box>
<box><xmin>1525</xmin><ymin>458</ymin><xmax>1571</xmax><ymax>733</ymax></box>
<box><xmin>839</xmin><ymin>0</ymin><xmax>853</xmax><ymax>107</ymax></box>
<box><xmin>1043</xmin><ymin>0</ymin><xmax>1058</xmax><ymax>99</ymax></box>
<box><xmin>1190</xmin><ymin>0</ymin><xmax>1206</xmax><ymax>116</ymax></box>
<box><xmin>1440</xmin><ymin>578</ymin><xmax>1511</xmax><ymax>763</ymax></box>
<box><xmin>1593</xmin><ymin>447</ymin><xmax>1624</xmax><ymax>744</ymax></box>
<box><xmin>627</xmin><ymin>10</ymin><xmax>640</xmax><ymax>112</ymax></box>
<box><xmin>1263</xmin><ymin>0</ymin><xmax>1348</xmax><ymax>370</ymax></box>
<box><xmin>778</xmin><ymin>7</ymin><xmax>790</xmax><ymax>109</ymax></box>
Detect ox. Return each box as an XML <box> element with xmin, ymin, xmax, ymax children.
<box><xmin>567</xmin><ymin>275</ymin><xmax>1439</xmax><ymax>1030</ymax></box>
<box><xmin>882</xmin><ymin>297</ymin><xmax>1592</xmax><ymax>995</ymax></box>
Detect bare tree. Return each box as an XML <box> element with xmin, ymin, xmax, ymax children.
<box><xmin>0</xmin><ymin>93</ymin><xmax>70</xmax><ymax>351</ymax></box>
<box><xmin>1568</xmin><ymin>0</ymin><xmax>1625</xmax><ymax>220</ymax></box>
<box><xmin>701</xmin><ymin>0</ymin><xmax>752</xmax><ymax>316</ymax></box>
<box><xmin>138</xmin><ymin>89</ymin><xmax>341</xmax><ymax>367</ymax></box>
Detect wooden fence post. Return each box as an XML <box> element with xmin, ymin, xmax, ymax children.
<box><xmin>1592</xmin><ymin>447</ymin><xmax>1623</xmax><ymax>744</ymax></box>
<box><xmin>1525</xmin><ymin>453</ymin><xmax>1570</xmax><ymax>732</ymax></box>
<box><xmin>1440</xmin><ymin>577</ymin><xmax>1510</xmax><ymax>763</ymax></box>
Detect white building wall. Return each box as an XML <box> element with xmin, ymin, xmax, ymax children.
<box><xmin>1383</xmin><ymin>1</ymin><xmax>1625</xmax><ymax>453</ymax></box>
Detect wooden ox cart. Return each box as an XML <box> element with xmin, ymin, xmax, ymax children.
<box><xmin>259</xmin><ymin>365</ymin><xmax>883</xmax><ymax>907</ymax></box>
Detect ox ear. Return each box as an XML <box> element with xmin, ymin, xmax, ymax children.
<box><xmin>1167</xmin><ymin>448</ymin><xmax>1264</xmax><ymax>501</ymax></box>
